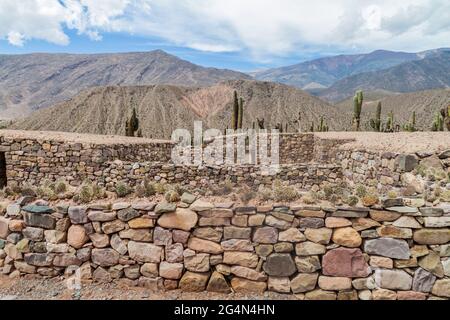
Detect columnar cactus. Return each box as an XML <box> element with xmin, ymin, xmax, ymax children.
<box><xmin>369</xmin><ymin>102</ymin><xmax>382</xmax><ymax>132</ymax></box>
<box><xmin>432</xmin><ymin>112</ymin><xmax>444</xmax><ymax>131</ymax></box>
<box><xmin>441</xmin><ymin>105</ymin><xmax>450</xmax><ymax>131</ymax></box>
<box><xmin>403</xmin><ymin>111</ymin><xmax>417</xmax><ymax>132</ymax></box>
<box><xmin>238</xmin><ymin>97</ymin><xmax>244</xmax><ymax>129</ymax></box>
<box><xmin>317</xmin><ymin>116</ymin><xmax>329</xmax><ymax>132</ymax></box>
<box><xmin>383</xmin><ymin>111</ymin><xmax>395</xmax><ymax>133</ymax></box>
<box><xmin>232</xmin><ymin>91</ymin><xmax>239</xmax><ymax>131</ymax></box>
<box><xmin>353</xmin><ymin>90</ymin><xmax>363</xmax><ymax>131</ymax></box>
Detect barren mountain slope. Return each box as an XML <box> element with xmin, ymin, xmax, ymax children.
<box><xmin>253</xmin><ymin>49</ymin><xmax>420</xmax><ymax>89</ymax></box>
<box><xmin>320</xmin><ymin>51</ymin><xmax>450</xmax><ymax>102</ymax></box>
<box><xmin>336</xmin><ymin>89</ymin><xmax>450</xmax><ymax>131</ymax></box>
<box><xmin>12</xmin><ymin>80</ymin><xmax>345</xmax><ymax>138</ymax></box>
<box><xmin>0</xmin><ymin>50</ymin><xmax>250</xmax><ymax>119</ymax></box>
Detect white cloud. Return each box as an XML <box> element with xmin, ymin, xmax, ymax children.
<box><xmin>0</xmin><ymin>0</ymin><xmax>449</xmax><ymax>61</ymax></box>
<box><xmin>7</xmin><ymin>31</ymin><xmax>25</xmax><ymax>46</ymax></box>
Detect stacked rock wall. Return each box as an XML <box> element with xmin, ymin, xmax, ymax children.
<box><xmin>0</xmin><ymin>134</ymin><xmax>173</xmax><ymax>187</ymax></box>
<box><xmin>1</xmin><ymin>196</ymin><xmax>449</xmax><ymax>299</ymax></box>
<box><xmin>99</xmin><ymin>162</ymin><xmax>341</xmax><ymax>190</ymax></box>
<box><xmin>1</xmin><ymin>130</ymin><xmax>449</xmax><ymax>194</ymax></box>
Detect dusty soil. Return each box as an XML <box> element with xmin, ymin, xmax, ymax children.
<box><xmin>315</xmin><ymin>131</ymin><xmax>450</xmax><ymax>153</ymax></box>
<box><xmin>0</xmin><ymin>129</ymin><xmax>172</xmax><ymax>145</ymax></box>
<box><xmin>2</xmin><ymin>129</ymin><xmax>450</xmax><ymax>154</ymax></box>
<box><xmin>0</xmin><ymin>275</ymin><xmax>295</xmax><ymax>301</ymax></box>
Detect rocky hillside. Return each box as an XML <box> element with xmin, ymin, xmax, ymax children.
<box><xmin>11</xmin><ymin>80</ymin><xmax>345</xmax><ymax>138</ymax></box>
<box><xmin>0</xmin><ymin>50</ymin><xmax>250</xmax><ymax>119</ymax></box>
<box><xmin>336</xmin><ymin>89</ymin><xmax>450</xmax><ymax>131</ymax></box>
<box><xmin>319</xmin><ymin>51</ymin><xmax>450</xmax><ymax>102</ymax></box>
<box><xmin>253</xmin><ymin>50</ymin><xmax>422</xmax><ymax>89</ymax></box>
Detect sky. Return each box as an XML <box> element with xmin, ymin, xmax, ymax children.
<box><xmin>0</xmin><ymin>0</ymin><xmax>449</xmax><ymax>72</ymax></box>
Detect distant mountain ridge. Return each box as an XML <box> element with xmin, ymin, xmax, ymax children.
<box><xmin>252</xmin><ymin>48</ymin><xmax>449</xmax><ymax>93</ymax></box>
<box><xmin>0</xmin><ymin>50</ymin><xmax>250</xmax><ymax>119</ymax></box>
<box><xmin>319</xmin><ymin>50</ymin><xmax>450</xmax><ymax>102</ymax></box>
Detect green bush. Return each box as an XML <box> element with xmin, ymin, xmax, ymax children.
<box><xmin>115</xmin><ymin>182</ymin><xmax>132</xmax><ymax>198</ymax></box>
<box><xmin>78</xmin><ymin>184</ymin><xmax>94</xmax><ymax>203</ymax></box>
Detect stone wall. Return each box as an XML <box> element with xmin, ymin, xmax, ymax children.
<box><xmin>337</xmin><ymin>149</ymin><xmax>450</xmax><ymax>192</ymax></box>
<box><xmin>0</xmin><ymin>196</ymin><xmax>449</xmax><ymax>299</ymax></box>
<box><xmin>0</xmin><ymin>133</ymin><xmax>173</xmax><ymax>187</ymax></box>
<box><xmin>98</xmin><ymin>162</ymin><xmax>341</xmax><ymax>190</ymax></box>
<box><xmin>1</xmin><ymin>130</ymin><xmax>449</xmax><ymax>194</ymax></box>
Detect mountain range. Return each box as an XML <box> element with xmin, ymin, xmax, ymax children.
<box><xmin>0</xmin><ymin>50</ymin><xmax>250</xmax><ymax>119</ymax></box>
<box><xmin>11</xmin><ymin>80</ymin><xmax>346</xmax><ymax>138</ymax></box>
<box><xmin>2</xmin><ymin>47</ymin><xmax>450</xmax><ymax>136</ymax></box>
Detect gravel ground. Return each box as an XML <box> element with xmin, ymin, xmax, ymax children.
<box><xmin>0</xmin><ymin>275</ymin><xmax>296</xmax><ymax>301</ymax></box>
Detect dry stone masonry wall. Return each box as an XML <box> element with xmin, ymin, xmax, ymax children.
<box><xmin>0</xmin><ymin>195</ymin><xmax>449</xmax><ymax>299</ymax></box>
<box><xmin>2</xmin><ymin>131</ymin><xmax>449</xmax><ymax>193</ymax></box>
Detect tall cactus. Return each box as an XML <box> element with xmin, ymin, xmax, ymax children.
<box><xmin>432</xmin><ymin>112</ymin><xmax>444</xmax><ymax>131</ymax></box>
<box><xmin>441</xmin><ymin>105</ymin><xmax>450</xmax><ymax>131</ymax></box>
<box><xmin>238</xmin><ymin>97</ymin><xmax>244</xmax><ymax>129</ymax></box>
<box><xmin>232</xmin><ymin>91</ymin><xmax>239</xmax><ymax>130</ymax></box>
<box><xmin>369</xmin><ymin>102</ymin><xmax>382</xmax><ymax>132</ymax></box>
<box><xmin>383</xmin><ymin>111</ymin><xmax>395</xmax><ymax>133</ymax></box>
<box><xmin>403</xmin><ymin>111</ymin><xmax>417</xmax><ymax>132</ymax></box>
<box><xmin>316</xmin><ymin>116</ymin><xmax>329</xmax><ymax>132</ymax></box>
<box><xmin>125</xmin><ymin>107</ymin><xmax>139</xmax><ymax>137</ymax></box>
<box><xmin>352</xmin><ymin>90</ymin><xmax>363</xmax><ymax>131</ymax></box>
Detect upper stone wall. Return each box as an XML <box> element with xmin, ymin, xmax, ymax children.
<box><xmin>1</xmin><ymin>130</ymin><xmax>449</xmax><ymax>192</ymax></box>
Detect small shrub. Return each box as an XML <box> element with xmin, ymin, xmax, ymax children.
<box><xmin>135</xmin><ymin>178</ymin><xmax>156</xmax><ymax>198</ymax></box>
<box><xmin>78</xmin><ymin>185</ymin><xmax>94</xmax><ymax>203</ymax></box>
<box><xmin>362</xmin><ymin>194</ymin><xmax>379</xmax><ymax>207</ymax></box>
<box><xmin>115</xmin><ymin>182</ymin><xmax>132</xmax><ymax>198</ymax></box>
<box><xmin>273</xmin><ymin>184</ymin><xmax>299</xmax><ymax>202</ymax></box>
<box><xmin>55</xmin><ymin>180</ymin><xmax>68</xmax><ymax>194</ymax></box>
<box><xmin>153</xmin><ymin>182</ymin><xmax>167</xmax><ymax>194</ymax></box>
<box><xmin>258</xmin><ymin>186</ymin><xmax>273</xmax><ymax>201</ymax></box>
<box><xmin>135</xmin><ymin>184</ymin><xmax>147</xmax><ymax>198</ymax></box>
<box><xmin>20</xmin><ymin>184</ymin><xmax>37</xmax><ymax>197</ymax></box>
<box><xmin>355</xmin><ymin>185</ymin><xmax>367</xmax><ymax>198</ymax></box>
<box><xmin>220</xmin><ymin>179</ymin><xmax>234</xmax><ymax>195</ymax></box>
<box><xmin>239</xmin><ymin>185</ymin><xmax>256</xmax><ymax>205</ymax></box>
<box><xmin>387</xmin><ymin>190</ymin><xmax>398</xmax><ymax>199</ymax></box>
<box><xmin>302</xmin><ymin>192</ymin><xmax>317</xmax><ymax>205</ymax></box>
<box><xmin>92</xmin><ymin>184</ymin><xmax>106</xmax><ymax>199</ymax></box>
<box><xmin>323</xmin><ymin>185</ymin><xmax>334</xmax><ymax>200</ymax></box>
<box><xmin>165</xmin><ymin>190</ymin><xmax>180</xmax><ymax>203</ymax></box>
<box><xmin>345</xmin><ymin>195</ymin><xmax>359</xmax><ymax>207</ymax></box>
<box><xmin>441</xmin><ymin>190</ymin><xmax>450</xmax><ymax>202</ymax></box>
<box><xmin>416</xmin><ymin>164</ymin><xmax>427</xmax><ymax>177</ymax></box>
<box><xmin>36</xmin><ymin>186</ymin><xmax>56</xmax><ymax>200</ymax></box>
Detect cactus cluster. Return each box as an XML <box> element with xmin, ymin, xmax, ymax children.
<box><xmin>232</xmin><ymin>91</ymin><xmax>244</xmax><ymax>130</ymax></box>
<box><xmin>403</xmin><ymin>111</ymin><xmax>417</xmax><ymax>132</ymax></box>
<box><xmin>125</xmin><ymin>107</ymin><xmax>140</xmax><ymax>137</ymax></box>
<box><xmin>369</xmin><ymin>102</ymin><xmax>382</xmax><ymax>132</ymax></box>
<box><xmin>310</xmin><ymin>116</ymin><xmax>329</xmax><ymax>132</ymax></box>
<box><xmin>352</xmin><ymin>90</ymin><xmax>363</xmax><ymax>131</ymax></box>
